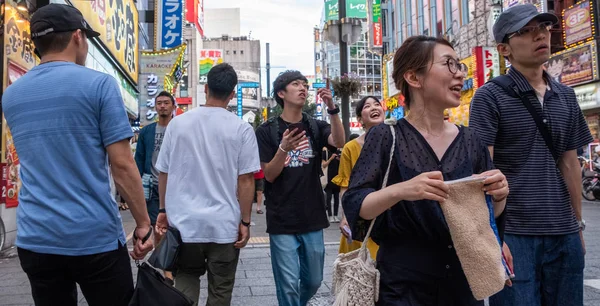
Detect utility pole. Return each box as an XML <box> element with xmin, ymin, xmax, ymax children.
<box><xmin>266</xmin><ymin>42</ymin><xmax>272</xmax><ymax>117</ymax></box>
<box><xmin>338</xmin><ymin>0</ymin><xmax>350</xmax><ymax>139</ymax></box>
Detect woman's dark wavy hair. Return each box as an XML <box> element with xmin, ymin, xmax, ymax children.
<box><xmin>272</xmin><ymin>70</ymin><xmax>308</xmax><ymax>108</ymax></box>
<box><xmin>391</xmin><ymin>36</ymin><xmax>453</xmax><ymax>109</ymax></box>
<box><xmin>355</xmin><ymin>96</ymin><xmax>381</xmax><ymax>118</ymax></box>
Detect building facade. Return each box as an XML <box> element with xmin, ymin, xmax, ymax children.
<box><xmin>200</xmin><ymin>36</ymin><xmax>261</xmax><ymax>118</ymax></box>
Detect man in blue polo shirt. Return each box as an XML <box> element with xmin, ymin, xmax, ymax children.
<box><xmin>470</xmin><ymin>4</ymin><xmax>592</xmax><ymax>306</ymax></box>
<box><xmin>2</xmin><ymin>4</ymin><xmax>153</xmax><ymax>306</ymax></box>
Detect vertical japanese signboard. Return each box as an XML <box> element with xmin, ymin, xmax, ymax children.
<box><xmin>139</xmin><ymin>45</ymin><xmax>186</xmax><ymax>126</ymax></box>
<box><xmin>563</xmin><ymin>0</ymin><xmax>595</xmax><ymax>47</ymax></box>
<box><xmin>473</xmin><ymin>47</ymin><xmax>501</xmax><ymax>89</ymax></box>
<box><xmin>371</xmin><ymin>0</ymin><xmax>382</xmax><ymax>48</ymax></box>
<box><xmin>155</xmin><ymin>0</ymin><xmax>183</xmax><ymax>49</ymax></box>
<box><xmin>2</xmin><ymin>3</ymin><xmax>37</xmax><ymax>207</ymax></box>
<box><xmin>68</xmin><ymin>0</ymin><xmax>139</xmax><ymax>83</ymax></box>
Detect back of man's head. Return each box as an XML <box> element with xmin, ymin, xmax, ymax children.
<box><xmin>207</xmin><ymin>63</ymin><xmax>238</xmax><ymax>101</ymax></box>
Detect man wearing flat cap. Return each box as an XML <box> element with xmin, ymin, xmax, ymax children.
<box><xmin>2</xmin><ymin>4</ymin><xmax>154</xmax><ymax>305</ymax></box>
<box><xmin>470</xmin><ymin>4</ymin><xmax>591</xmax><ymax>306</ymax></box>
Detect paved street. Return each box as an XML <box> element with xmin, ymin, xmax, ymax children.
<box><xmin>1</xmin><ymin>201</ymin><xmax>600</xmax><ymax>305</ymax></box>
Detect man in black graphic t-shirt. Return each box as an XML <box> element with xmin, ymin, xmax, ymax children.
<box><xmin>255</xmin><ymin>71</ymin><xmax>345</xmax><ymax>306</ymax></box>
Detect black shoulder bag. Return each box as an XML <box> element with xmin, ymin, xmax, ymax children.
<box><xmin>489</xmin><ymin>75</ymin><xmax>559</xmax><ymax>165</ymax></box>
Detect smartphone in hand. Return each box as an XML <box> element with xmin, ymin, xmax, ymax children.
<box><xmin>288</xmin><ymin>122</ymin><xmax>305</xmax><ymax>136</ymax></box>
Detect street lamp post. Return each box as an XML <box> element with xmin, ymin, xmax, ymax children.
<box><xmin>322</xmin><ymin>0</ymin><xmax>362</xmax><ymax>140</ymax></box>
<box><xmin>338</xmin><ymin>0</ymin><xmax>350</xmax><ymax>140</ymax></box>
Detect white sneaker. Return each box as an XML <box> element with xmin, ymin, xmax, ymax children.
<box><xmin>329</xmin><ymin>216</ymin><xmax>335</xmax><ymax>223</ymax></box>
<box><xmin>333</xmin><ymin>216</ymin><xmax>340</xmax><ymax>223</ymax></box>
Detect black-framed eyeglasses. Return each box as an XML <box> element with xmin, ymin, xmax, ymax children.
<box><xmin>443</xmin><ymin>58</ymin><xmax>468</xmax><ymax>75</ymax></box>
<box><xmin>507</xmin><ymin>21</ymin><xmax>554</xmax><ymax>40</ymax></box>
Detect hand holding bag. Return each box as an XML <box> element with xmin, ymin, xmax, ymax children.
<box><xmin>129</xmin><ymin>228</ymin><xmax>192</xmax><ymax>306</ymax></box>
<box><xmin>148</xmin><ymin>226</ymin><xmax>182</xmax><ymax>271</ymax></box>
<box><xmin>331</xmin><ymin>119</ymin><xmax>397</xmax><ymax>306</ymax></box>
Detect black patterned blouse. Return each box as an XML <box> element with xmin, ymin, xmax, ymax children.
<box><xmin>342</xmin><ymin>119</ymin><xmax>505</xmax><ymax>305</ymax></box>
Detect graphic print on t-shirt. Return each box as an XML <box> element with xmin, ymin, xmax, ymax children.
<box><xmin>285</xmin><ymin>137</ymin><xmax>314</xmax><ymax>168</ymax></box>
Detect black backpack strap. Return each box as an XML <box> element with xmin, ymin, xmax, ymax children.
<box><xmin>302</xmin><ymin>113</ymin><xmax>324</xmax><ymax>177</ymax></box>
<box><xmin>267</xmin><ymin>117</ymin><xmax>280</xmax><ymax>148</ymax></box>
<box><xmin>489</xmin><ymin>75</ymin><xmax>559</xmax><ymax>164</ymax></box>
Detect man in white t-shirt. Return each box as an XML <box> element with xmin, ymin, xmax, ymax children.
<box><xmin>155</xmin><ymin>63</ymin><xmax>260</xmax><ymax>305</ymax></box>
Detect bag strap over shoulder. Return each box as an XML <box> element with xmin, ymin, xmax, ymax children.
<box><xmin>488</xmin><ymin>75</ymin><xmax>559</xmax><ymax>164</ymax></box>
<box><xmin>361</xmin><ymin>119</ymin><xmax>397</xmax><ymax>250</ymax></box>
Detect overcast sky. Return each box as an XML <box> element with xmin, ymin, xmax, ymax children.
<box><xmin>204</xmin><ymin>0</ymin><xmax>324</xmax><ymax>96</ymax></box>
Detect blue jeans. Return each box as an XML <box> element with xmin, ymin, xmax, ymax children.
<box><xmin>269</xmin><ymin>230</ymin><xmax>325</xmax><ymax>306</ymax></box>
<box><xmin>489</xmin><ymin>233</ymin><xmax>584</xmax><ymax>306</ymax></box>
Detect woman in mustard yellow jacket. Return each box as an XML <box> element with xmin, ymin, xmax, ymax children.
<box><xmin>332</xmin><ymin>96</ymin><xmax>385</xmax><ymax>259</ymax></box>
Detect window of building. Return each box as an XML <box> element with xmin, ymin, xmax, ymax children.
<box><xmin>423</xmin><ymin>0</ymin><xmax>430</xmax><ymax>36</ymax></box>
<box><xmin>466</xmin><ymin>0</ymin><xmax>475</xmax><ymax>24</ymax></box>
<box><xmin>451</xmin><ymin>0</ymin><xmax>461</xmax><ymax>34</ymax></box>
<box><xmin>374</xmin><ymin>64</ymin><xmax>381</xmax><ymax>76</ymax></box>
<box><xmin>233</xmin><ymin>50</ymin><xmax>237</xmax><ymax>54</ymax></box>
<box><xmin>436</xmin><ymin>0</ymin><xmax>444</xmax><ymax>36</ymax></box>
<box><xmin>367</xmin><ymin>65</ymin><xmax>374</xmax><ymax>75</ymax></box>
<box><xmin>417</xmin><ymin>0</ymin><xmax>424</xmax><ymax>34</ymax></box>
<box><xmin>462</xmin><ymin>0</ymin><xmax>469</xmax><ymax>24</ymax></box>
<box><xmin>226</xmin><ymin>50</ymin><xmax>230</xmax><ymax>55</ymax></box>
<box><xmin>405</xmin><ymin>0</ymin><xmax>412</xmax><ymax>36</ymax></box>
<box><xmin>411</xmin><ymin>0</ymin><xmax>418</xmax><ymax>35</ymax></box>
<box><xmin>444</xmin><ymin>0</ymin><xmax>452</xmax><ymax>35</ymax></box>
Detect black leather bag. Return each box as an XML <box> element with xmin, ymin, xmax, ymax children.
<box><xmin>128</xmin><ymin>262</ymin><xmax>193</xmax><ymax>306</ymax></box>
<box><xmin>148</xmin><ymin>226</ymin><xmax>181</xmax><ymax>271</ymax></box>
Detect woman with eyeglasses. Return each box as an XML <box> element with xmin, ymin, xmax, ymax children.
<box><xmin>343</xmin><ymin>36</ymin><xmax>509</xmax><ymax>305</ymax></box>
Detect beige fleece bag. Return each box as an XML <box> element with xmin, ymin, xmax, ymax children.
<box><xmin>442</xmin><ymin>177</ymin><xmax>507</xmax><ymax>300</ymax></box>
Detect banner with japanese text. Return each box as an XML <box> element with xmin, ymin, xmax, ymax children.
<box><xmin>68</xmin><ymin>0</ymin><xmax>139</xmax><ymax>84</ymax></box>
<box><xmin>371</xmin><ymin>0</ymin><xmax>382</xmax><ymax>48</ymax></box>
<box><xmin>155</xmin><ymin>0</ymin><xmax>183</xmax><ymax>49</ymax></box>
<box><xmin>199</xmin><ymin>49</ymin><xmax>224</xmax><ymax>84</ymax></box>
<box><xmin>325</xmin><ymin>0</ymin><xmax>368</xmax><ymax>22</ymax></box>
<box><xmin>139</xmin><ymin>45</ymin><xmax>186</xmax><ymax>126</ymax></box>
<box><xmin>563</xmin><ymin>0</ymin><xmax>594</xmax><ymax>47</ymax></box>
<box><xmin>2</xmin><ymin>2</ymin><xmax>38</xmax><ymax>207</ymax></box>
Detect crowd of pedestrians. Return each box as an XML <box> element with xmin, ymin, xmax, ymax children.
<box><xmin>0</xmin><ymin>3</ymin><xmax>590</xmax><ymax>306</ymax></box>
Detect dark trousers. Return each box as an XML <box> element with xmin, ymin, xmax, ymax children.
<box><xmin>326</xmin><ymin>188</ymin><xmax>340</xmax><ymax>217</ymax></box>
<box><xmin>18</xmin><ymin>243</ymin><xmax>134</xmax><ymax>306</ymax></box>
<box><xmin>175</xmin><ymin>242</ymin><xmax>240</xmax><ymax>306</ymax></box>
<box><xmin>489</xmin><ymin>233</ymin><xmax>584</xmax><ymax>306</ymax></box>
<box><xmin>147</xmin><ymin>183</ymin><xmax>160</xmax><ymax>225</ymax></box>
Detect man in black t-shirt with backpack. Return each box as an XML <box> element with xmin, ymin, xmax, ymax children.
<box><xmin>255</xmin><ymin>71</ymin><xmax>345</xmax><ymax>306</ymax></box>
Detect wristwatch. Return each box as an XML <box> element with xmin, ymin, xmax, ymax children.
<box><xmin>241</xmin><ymin>220</ymin><xmax>251</xmax><ymax>227</ymax></box>
<box><xmin>578</xmin><ymin>219</ymin><xmax>586</xmax><ymax>231</ymax></box>
<box><xmin>158</xmin><ymin>208</ymin><xmax>166</xmax><ymax>214</ymax></box>
<box><xmin>327</xmin><ymin>107</ymin><xmax>340</xmax><ymax>115</ymax></box>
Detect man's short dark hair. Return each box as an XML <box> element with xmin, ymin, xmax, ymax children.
<box><xmin>273</xmin><ymin>70</ymin><xmax>308</xmax><ymax>108</ymax></box>
<box><xmin>33</xmin><ymin>31</ymin><xmax>75</xmax><ymax>57</ymax></box>
<box><xmin>156</xmin><ymin>91</ymin><xmax>175</xmax><ymax>105</ymax></box>
<box><xmin>207</xmin><ymin>63</ymin><xmax>238</xmax><ymax>101</ymax></box>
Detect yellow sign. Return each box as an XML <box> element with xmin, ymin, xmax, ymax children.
<box><xmin>448</xmin><ymin>56</ymin><xmax>475</xmax><ymax>126</ymax></box>
<box><xmin>68</xmin><ymin>0</ymin><xmax>139</xmax><ymax>83</ymax></box>
<box><xmin>2</xmin><ymin>2</ymin><xmax>38</xmax><ymax>206</ymax></box>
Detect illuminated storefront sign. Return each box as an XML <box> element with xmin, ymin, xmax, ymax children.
<box><xmin>68</xmin><ymin>0</ymin><xmax>139</xmax><ymax>83</ymax></box>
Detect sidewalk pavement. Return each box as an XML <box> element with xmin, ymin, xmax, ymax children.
<box><xmin>2</xmin><ymin>202</ymin><xmax>600</xmax><ymax>305</ymax></box>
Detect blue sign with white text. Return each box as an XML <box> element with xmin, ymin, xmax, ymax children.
<box><xmin>237</xmin><ymin>82</ymin><xmax>260</xmax><ymax>118</ymax></box>
<box><xmin>158</xmin><ymin>0</ymin><xmax>183</xmax><ymax>49</ymax></box>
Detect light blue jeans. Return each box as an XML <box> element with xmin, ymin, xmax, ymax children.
<box><xmin>269</xmin><ymin>230</ymin><xmax>325</xmax><ymax>306</ymax></box>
